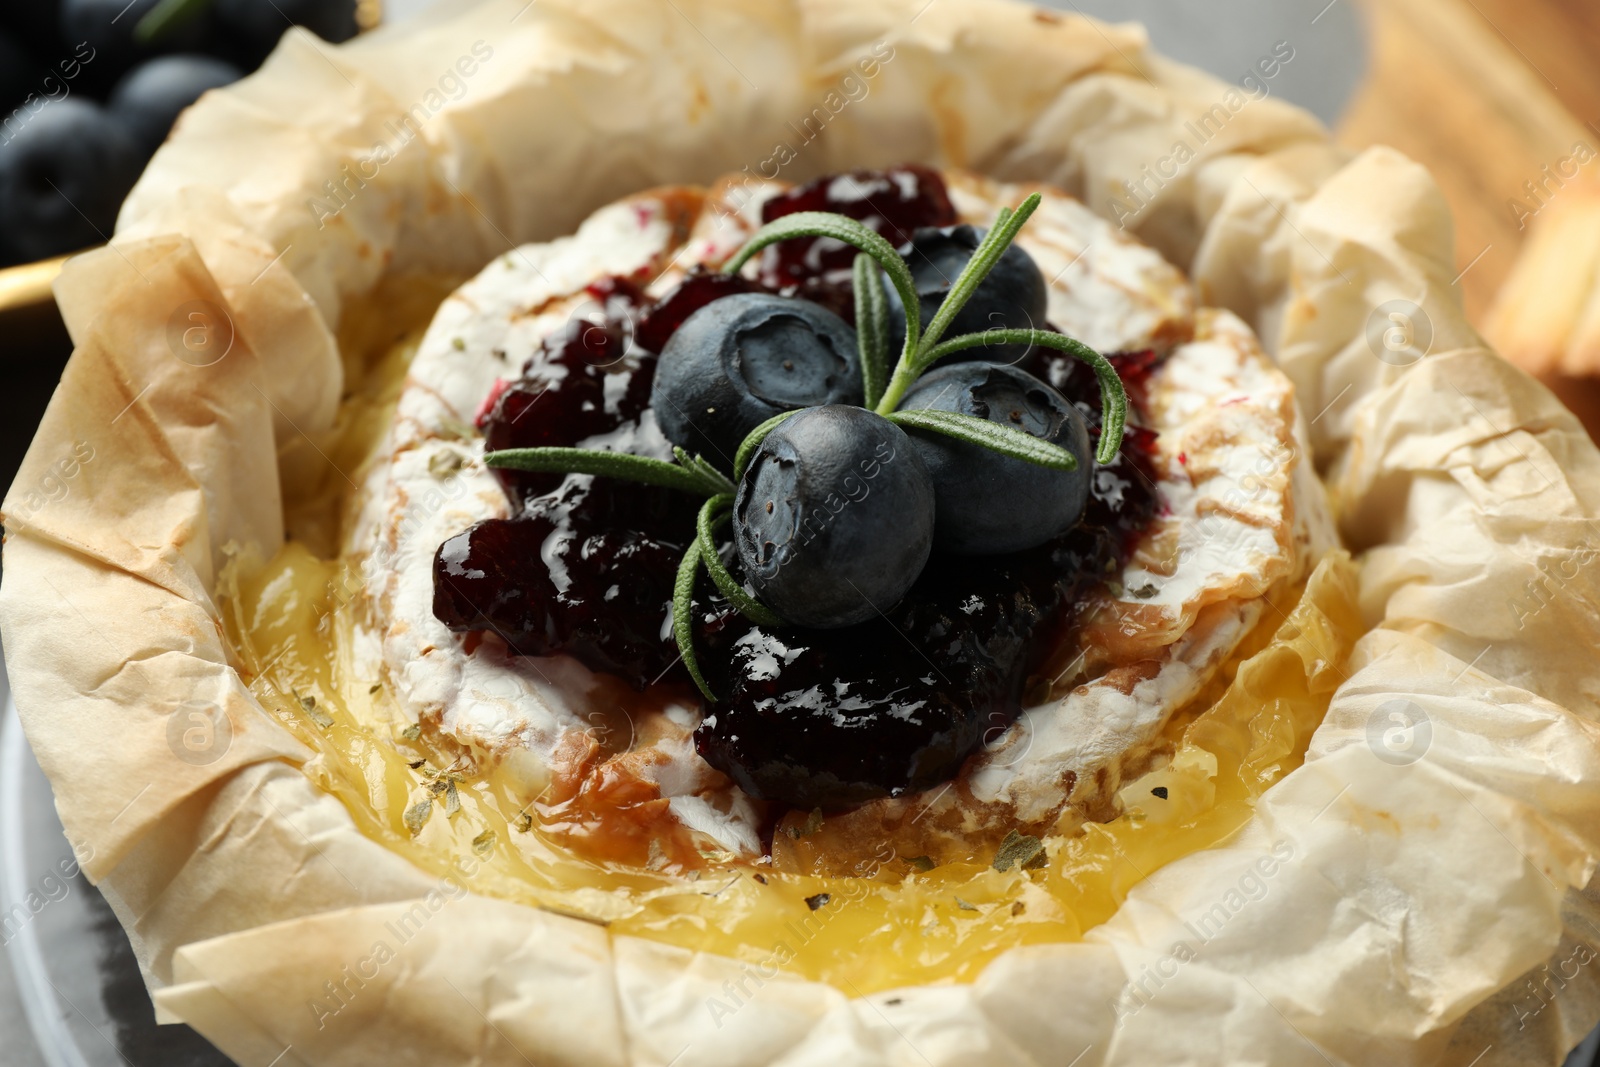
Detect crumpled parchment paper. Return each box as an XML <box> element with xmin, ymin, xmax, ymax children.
<box><xmin>5</xmin><ymin>1</ymin><xmax>1600</xmax><ymax>1064</ymax></box>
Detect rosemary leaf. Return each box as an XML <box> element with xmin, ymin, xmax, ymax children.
<box><xmin>911</xmin><ymin>329</ymin><xmax>1128</xmax><ymax>464</ymax></box>
<box><xmin>403</xmin><ymin>799</ymin><xmax>433</xmax><ymax>836</ymax></box>
<box><xmin>673</xmin><ymin>447</ymin><xmax>738</xmax><ymax>495</ymax></box>
<box><xmin>732</xmin><ymin>410</ymin><xmax>802</xmax><ymax>483</ymax></box>
<box><xmin>696</xmin><ymin>497</ymin><xmax>782</xmax><ymax>627</ymax></box>
<box><xmin>673</xmin><ymin>539</ymin><xmax>717</xmax><ymax>703</ymax></box>
<box><xmin>917</xmin><ymin>195</ymin><xmax>1038</xmax><ymax>356</ymax></box>
<box><xmin>484</xmin><ymin>447</ymin><xmax>727</xmax><ymax>496</ymax></box>
<box><xmin>886</xmin><ymin>409</ymin><xmax>1078</xmax><ymax>470</ymax></box>
<box><xmin>853</xmin><ymin>253</ymin><xmax>891</xmax><ymax>409</ymax></box>
<box><xmin>993</xmin><ymin>829</ymin><xmax>1048</xmax><ymax>872</ymax></box>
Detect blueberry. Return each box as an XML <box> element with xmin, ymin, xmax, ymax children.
<box><xmin>0</xmin><ymin>98</ymin><xmax>142</xmax><ymax>262</ymax></box>
<box><xmin>110</xmin><ymin>54</ymin><xmax>241</xmax><ymax>157</ymax></box>
<box><xmin>215</xmin><ymin>0</ymin><xmax>358</xmax><ymax>59</ymax></box>
<box><xmin>59</xmin><ymin>0</ymin><xmax>210</xmax><ymax>85</ymax></box>
<box><xmin>885</xmin><ymin>224</ymin><xmax>1049</xmax><ymax>366</ymax></box>
<box><xmin>899</xmin><ymin>362</ymin><xmax>1091</xmax><ymax>554</ymax></box>
<box><xmin>733</xmin><ymin>405</ymin><xmax>934</xmax><ymax>628</ymax></box>
<box><xmin>652</xmin><ymin>293</ymin><xmax>862</xmax><ymax>467</ymax></box>
<box><xmin>1</xmin><ymin>3</ymin><xmax>64</xmax><ymax>53</ymax></box>
<box><xmin>0</xmin><ymin>33</ymin><xmax>44</xmax><ymax>116</ymax></box>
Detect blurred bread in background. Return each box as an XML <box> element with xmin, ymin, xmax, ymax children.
<box><xmin>1485</xmin><ymin>177</ymin><xmax>1600</xmax><ymax>434</ymax></box>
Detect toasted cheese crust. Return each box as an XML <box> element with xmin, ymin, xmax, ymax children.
<box><xmin>350</xmin><ymin>171</ymin><xmax>1328</xmax><ymax>862</ymax></box>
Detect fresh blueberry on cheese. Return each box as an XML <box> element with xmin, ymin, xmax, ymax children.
<box><xmin>733</xmin><ymin>405</ymin><xmax>933</xmax><ymax>629</ymax></box>
<box><xmin>652</xmin><ymin>294</ymin><xmax>862</xmax><ymax>468</ymax></box>
<box><xmin>899</xmin><ymin>362</ymin><xmax>1091</xmax><ymax>554</ymax></box>
<box><xmin>886</xmin><ymin>224</ymin><xmax>1049</xmax><ymax>366</ymax></box>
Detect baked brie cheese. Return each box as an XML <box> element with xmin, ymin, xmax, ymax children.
<box><xmin>227</xmin><ymin>164</ymin><xmax>1352</xmax><ymax>987</ymax></box>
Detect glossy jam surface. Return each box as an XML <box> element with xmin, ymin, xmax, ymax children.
<box><xmin>479</xmin><ymin>277</ymin><xmax>665</xmax><ymax>509</ymax></box>
<box><xmin>434</xmin><ymin>509</ymin><xmax>687</xmax><ymax>691</ymax></box>
<box><xmin>634</xmin><ymin>268</ymin><xmax>769</xmax><ymax>354</ymax></box>
<box><xmin>1041</xmin><ymin>347</ymin><xmax>1165</xmax><ymax>553</ymax></box>
<box><xmin>758</xmin><ymin>163</ymin><xmax>958</xmax><ymax>288</ymax></box>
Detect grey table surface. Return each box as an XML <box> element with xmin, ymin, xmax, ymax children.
<box><xmin>0</xmin><ymin>920</ymin><xmax>44</xmax><ymax>1067</ymax></box>
<box><xmin>0</xmin><ymin>652</ymin><xmax>44</xmax><ymax>1067</ymax></box>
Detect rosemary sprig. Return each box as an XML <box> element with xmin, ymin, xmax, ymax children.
<box><xmin>912</xmin><ymin>195</ymin><xmax>1041</xmax><ymax>359</ymax></box>
<box><xmin>673</xmin><ymin>538</ymin><xmax>716</xmax><ymax>702</ymax></box>
<box><xmin>497</xmin><ymin>192</ymin><xmax>1135</xmax><ymax>703</ymax></box>
<box><xmin>717</xmin><ymin>193</ymin><xmax>1123</xmax><ymax>450</ymax></box>
<box><xmin>871</xmin><ymin>196</ymin><xmax>1041</xmax><ymax>412</ymax></box>
<box><xmin>853</xmin><ymin>253</ymin><xmax>891</xmax><ymax>409</ymax></box>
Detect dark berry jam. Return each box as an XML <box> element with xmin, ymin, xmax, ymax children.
<box><xmin>757</xmin><ymin>164</ymin><xmax>958</xmax><ymax>292</ymax></box>
<box><xmin>634</xmin><ymin>268</ymin><xmax>769</xmax><ymax>354</ymax></box>
<box><xmin>437</xmin><ymin>278</ymin><xmax>702</xmax><ymax>687</ymax></box>
<box><xmin>693</xmin><ymin>337</ymin><xmax>1164</xmax><ymax>806</ymax></box>
<box><xmin>433</xmin><ymin>165</ymin><xmax>1164</xmax><ymax>813</ymax></box>
<box><xmin>481</xmin><ymin>280</ymin><xmax>669</xmax><ymax>514</ymax></box>
<box><xmin>433</xmin><ymin>502</ymin><xmax>686</xmax><ymax>691</ymax></box>
<box><xmin>696</xmin><ymin>527</ymin><xmax>1117</xmax><ymax>811</ymax></box>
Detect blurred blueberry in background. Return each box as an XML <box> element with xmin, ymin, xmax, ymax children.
<box><xmin>0</xmin><ymin>99</ymin><xmax>141</xmax><ymax>264</ymax></box>
<box><xmin>0</xmin><ymin>0</ymin><xmax>359</xmax><ymax>267</ymax></box>
<box><xmin>109</xmin><ymin>54</ymin><xmax>242</xmax><ymax>155</ymax></box>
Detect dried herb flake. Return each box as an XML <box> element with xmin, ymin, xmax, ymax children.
<box><xmin>298</xmin><ymin>695</ymin><xmax>334</xmax><ymax>729</ymax></box>
<box><xmin>428</xmin><ymin>450</ymin><xmax>464</xmax><ymax>479</ymax></box>
<box><xmin>993</xmin><ymin>830</ymin><xmax>1047</xmax><ymax>872</ymax></box>
<box><xmin>784</xmin><ymin>808</ymin><xmax>825</xmax><ymax>839</ymax></box>
<box><xmin>403</xmin><ymin>799</ymin><xmax>432</xmax><ymax>836</ymax></box>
